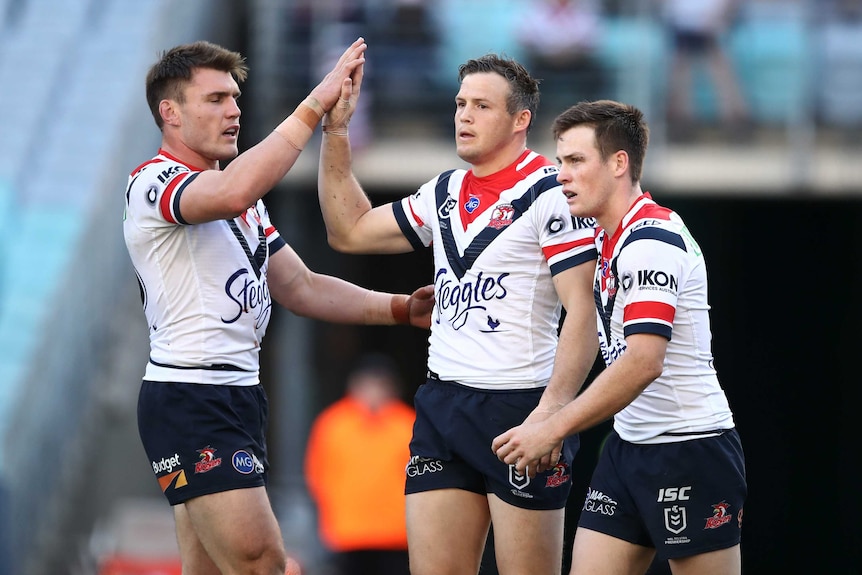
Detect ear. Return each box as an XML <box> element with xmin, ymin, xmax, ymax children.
<box><xmin>159</xmin><ymin>99</ymin><xmax>180</xmax><ymax>127</ymax></box>
<box><xmin>612</xmin><ymin>150</ymin><xmax>629</xmax><ymax>178</ymax></box>
<box><xmin>513</xmin><ymin>109</ymin><xmax>531</xmax><ymax>133</ymax></box>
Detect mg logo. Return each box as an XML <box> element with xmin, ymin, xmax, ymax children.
<box><xmin>664</xmin><ymin>505</ymin><xmax>687</xmax><ymax>534</ymax></box>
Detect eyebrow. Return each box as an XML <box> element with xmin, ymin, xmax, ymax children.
<box><xmin>205</xmin><ymin>89</ymin><xmax>242</xmax><ymax>99</ymax></box>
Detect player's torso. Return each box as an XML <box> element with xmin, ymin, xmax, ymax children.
<box><xmin>123</xmin><ymin>156</ymin><xmax>274</xmax><ymax>383</ymax></box>
<box><xmin>595</xmin><ymin>196</ymin><xmax>733</xmax><ymax>441</ymax></box>
<box><xmin>407</xmin><ymin>155</ymin><xmax>596</xmax><ymax>388</ymax></box>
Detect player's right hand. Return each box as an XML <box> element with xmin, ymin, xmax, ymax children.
<box><xmin>310</xmin><ymin>37</ymin><xmax>366</xmax><ymax>113</ymax></box>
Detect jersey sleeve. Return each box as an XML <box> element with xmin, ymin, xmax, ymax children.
<box><xmin>127</xmin><ymin>161</ymin><xmax>198</xmax><ymax>228</ymax></box>
<box><xmin>535</xmin><ymin>184</ymin><xmax>598</xmax><ymax>276</ymax></box>
<box><xmin>617</xmin><ymin>226</ymin><xmax>688</xmax><ymax>340</ymax></box>
<box><xmin>392</xmin><ymin>176</ymin><xmax>440</xmax><ymax>250</ymax></box>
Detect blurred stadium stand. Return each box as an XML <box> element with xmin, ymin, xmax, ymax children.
<box><xmin>0</xmin><ymin>1</ymin><xmax>859</xmax><ymax>574</ymax></box>
<box><xmin>0</xmin><ymin>0</ymin><xmax>243</xmax><ymax>573</ymax></box>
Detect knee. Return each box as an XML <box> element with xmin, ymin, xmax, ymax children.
<box><xmin>234</xmin><ymin>541</ymin><xmax>287</xmax><ymax>575</ymax></box>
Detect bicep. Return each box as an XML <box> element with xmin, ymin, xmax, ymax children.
<box><xmin>553</xmin><ymin>262</ymin><xmax>595</xmax><ymax>315</ymax></box>
<box><xmin>178</xmin><ymin>170</ymin><xmax>248</xmax><ymax>224</ymax></box>
<box><xmin>333</xmin><ymin>203</ymin><xmax>415</xmax><ymax>254</ymax></box>
<box><xmin>620</xmin><ymin>333</ymin><xmax>667</xmax><ymax>381</ymax></box>
<box><xmin>266</xmin><ymin>244</ymin><xmax>313</xmax><ymax>311</ymax></box>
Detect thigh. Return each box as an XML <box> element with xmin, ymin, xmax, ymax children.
<box><xmin>181</xmin><ymin>487</ymin><xmax>285</xmax><ymax>574</ymax></box>
<box><xmin>668</xmin><ymin>545</ymin><xmax>741</xmax><ymax>575</ymax></box>
<box><xmin>406</xmin><ymin>489</ymin><xmax>490</xmax><ymax>575</ymax></box>
<box><xmin>174</xmin><ymin>504</ymin><xmax>221</xmax><ymax>575</ymax></box>
<box><xmin>570</xmin><ymin>527</ymin><xmax>655</xmax><ymax>575</ymax></box>
<box><xmin>487</xmin><ymin>493</ymin><xmax>566</xmax><ymax>575</ymax></box>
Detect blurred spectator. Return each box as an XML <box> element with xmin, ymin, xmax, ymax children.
<box><xmin>663</xmin><ymin>0</ymin><xmax>750</xmax><ymax>139</ymax></box>
<box><xmin>367</xmin><ymin>0</ymin><xmax>444</xmax><ymax>131</ymax></box>
<box><xmin>304</xmin><ymin>354</ymin><xmax>415</xmax><ymax>575</ymax></box>
<box><xmin>514</xmin><ymin>0</ymin><xmax>608</xmax><ymax>120</ymax></box>
<box><xmin>297</xmin><ymin>0</ymin><xmax>374</xmax><ymax>149</ymax></box>
<box><xmin>815</xmin><ymin>0</ymin><xmax>862</xmax><ymax>128</ymax></box>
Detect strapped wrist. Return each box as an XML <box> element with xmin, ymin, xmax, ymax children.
<box><xmin>390</xmin><ymin>294</ymin><xmax>410</xmax><ymax>325</ymax></box>
<box><xmin>322</xmin><ymin>124</ymin><xmax>349</xmax><ymax>137</ymax></box>
<box><xmin>293</xmin><ymin>97</ymin><xmax>324</xmax><ymax>131</ymax></box>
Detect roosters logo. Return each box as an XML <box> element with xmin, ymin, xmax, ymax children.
<box><xmin>545</xmin><ymin>463</ymin><xmax>570</xmax><ymax>488</ymax></box>
<box><xmin>704</xmin><ymin>501</ymin><xmax>733</xmax><ymax>529</ymax></box>
<box><xmin>195</xmin><ymin>446</ymin><xmax>223</xmax><ymax>474</ymax></box>
<box><xmin>489</xmin><ymin>204</ymin><xmax>515</xmax><ymax>229</ymax></box>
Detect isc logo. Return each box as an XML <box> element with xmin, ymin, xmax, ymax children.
<box><xmin>657</xmin><ymin>486</ymin><xmax>691</xmax><ymax>502</ymax></box>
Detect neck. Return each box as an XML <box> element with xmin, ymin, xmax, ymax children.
<box><xmin>160</xmin><ymin>139</ymin><xmax>218</xmax><ymax>171</ymax></box>
<box><xmin>598</xmin><ymin>185</ymin><xmax>644</xmax><ymax>236</ymax></box>
<box><xmin>470</xmin><ymin>142</ymin><xmax>527</xmax><ymax>178</ymax></box>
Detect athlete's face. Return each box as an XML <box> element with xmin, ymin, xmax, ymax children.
<box><xmin>454</xmin><ymin>73</ymin><xmax>524</xmax><ymax>171</ymax></box>
<box><xmin>555</xmin><ymin>125</ymin><xmax>617</xmax><ymax>222</ymax></box>
<box><xmin>174</xmin><ymin>68</ymin><xmax>241</xmax><ymax>164</ymax></box>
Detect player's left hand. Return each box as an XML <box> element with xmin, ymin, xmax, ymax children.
<box><xmin>322</xmin><ymin>50</ymin><xmax>364</xmax><ymax>134</ymax></box>
<box><xmin>522</xmin><ymin>408</ymin><xmax>565</xmax><ymax>474</ymax></box>
<box><xmin>406</xmin><ymin>284</ymin><xmax>435</xmax><ymax>329</ymax></box>
<box><xmin>492</xmin><ymin>420</ymin><xmax>559</xmax><ymax>478</ymax></box>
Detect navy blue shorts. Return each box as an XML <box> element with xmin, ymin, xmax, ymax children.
<box><xmin>577</xmin><ymin>429</ymin><xmax>746</xmax><ymax>560</ymax></box>
<box><xmin>405</xmin><ymin>377</ymin><xmax>578</xmax><ymax>510</ymax></box>
<box><xmin>137</xmin><ymin>380</ymin><xmax>269</xmax><ymax>505</ymax></box>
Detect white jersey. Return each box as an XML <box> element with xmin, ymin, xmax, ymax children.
<box><xmin>123</xmin><ymin>150</ymin><xmax>286</xmax><ymax>386</ymax></box>
<box><xmin>595</xmin><ymin>193</ymin><xmax>734</xmax><ymax>443</ymax></box>
<box><xmin>394</xmin><ymin>150</ymin><xmax>597</xmax><ymax>389</ymax></box>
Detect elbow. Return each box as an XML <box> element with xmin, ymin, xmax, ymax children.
<box><xmin>648</xmin><ymin>363</ymin><xmax>664</xmax><ymax>383</ymax></box>
<box><xmin>221</xmin><ymin>192</ymin><xmax>254</xmax><ymax>219</ymax></box>
<box><xmin>643</xmin><ymin>356</ymin><xmax>665</xmax><ymax>383</ymax></box>
<box><xmin>325</xmin><ymin>232</ymin><xmax>365</xmax><ymax>255</ymax></box>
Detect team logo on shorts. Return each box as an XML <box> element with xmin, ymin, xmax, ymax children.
<box><xmin>194</xmin><ymin>446</ymin><xmax>222</xmax><ymax>474</ymax></box>
<box><xmin>544</xmin><ymin>463</ymin><xmax>571</xmax><ymax>488</ymax></box>
<box><xmin>232</xmin><ymin>450</ymin><xmax>264</xmax><ymax>475</ymax></box>
<box><xmin>663</xmin><ymin>504</ymin><xmax>688</xmax><ymax>534</ymax></box>
<box><xmin>704</xmin><ymin>501</ymin><xmax>733</xmax><ymax>529</ymax></box>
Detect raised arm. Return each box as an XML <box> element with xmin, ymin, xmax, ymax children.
<box><xmin>317</xmin><ymin>59</ymin><xmax>414</xmax><ymax>255</ymax></box>
<box><xmin>178</xmin><ymin>39</ymin><xmax>367</xmax><ymax>224</ymax></box>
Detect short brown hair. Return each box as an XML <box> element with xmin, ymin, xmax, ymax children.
<box><xmin>145</xmin><ymin>41</ymin><xmax>248</xmax><ymax>129</ymax></box>
<box><xmin>552</xmin><ymin>100</ymin><xmax>649</xmax><ymax>183</ymax></box>
<box><xmin>458</xmin><ymin>54</ymin><xmax>540</xmax><ymax>132</ymax></box>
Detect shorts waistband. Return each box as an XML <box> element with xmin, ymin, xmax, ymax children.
<box><xmin>425</xmin><ymin>371</ymin><xmax>546</xmax><ymax>394</ymax></box>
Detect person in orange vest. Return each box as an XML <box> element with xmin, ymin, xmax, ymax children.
<box><xmin>305</xmin><ymin>354</ymin><xmax>415</xmax><ymax>575</ymax></box>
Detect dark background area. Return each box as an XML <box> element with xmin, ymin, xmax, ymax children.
<box><xmin>265</xmin><ymin>191</ymin><xmax>861</xmax><ymax>573</ymax></box>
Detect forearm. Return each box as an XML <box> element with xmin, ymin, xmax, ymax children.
<box><xmin>546</xmin><ymin>340</ymin><xmax>662</xmax><ymax>439</ymax></box>
<box><xmin>539</xmin><ymin>264</ymin><xmax>599</xmax><ymax>411</ymax></box>
<box><xmin>538</xmin><ymin>312</ymin><xmax>598</xmax><ymax>411</ymax></box>
<box><xmin>285</xmin><ymin>272</ymin><xmax>406</xmax><ymax>326</ymax></box>
<box><xmin>317</xmin><ymin>129</ymin><xmax>374</xmax><ymax>250</ymax></box>
<box><xmin>220</xmin><ymin>98</ymin><xmax>325</xmax><ymax>208</ymax></box>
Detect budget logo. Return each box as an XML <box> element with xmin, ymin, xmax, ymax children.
<box><xmin>157</xmin><ymin>470</ymin><xmax>188</xmax><ymax>492</ymax></box>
